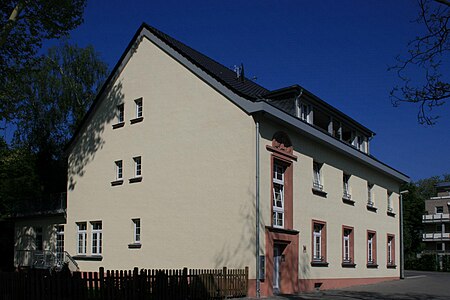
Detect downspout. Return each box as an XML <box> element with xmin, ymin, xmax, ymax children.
<box><xmin>255</xmin><ymin>119</ymin><xmax>260</xmax><ymax>298</ymax></box>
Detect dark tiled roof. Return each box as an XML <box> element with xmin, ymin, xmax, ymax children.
<box><xmin>144</xmin><ymin>23</ymin><xmax>269</xmax><ymax>100</ymax></box>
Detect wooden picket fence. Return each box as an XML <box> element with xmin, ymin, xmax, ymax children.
<box><xmin>0</xmin><ymin>266</ymin><xmax>249</xmax><ymax>300</ymax></box>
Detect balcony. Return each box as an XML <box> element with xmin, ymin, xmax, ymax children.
<box><xmin>422</xmin><ymin>232</ymin><xmax>450</xmax><ymax>241</ymax></box>
<box><xmin>422</xmin><ymin>213</ymin><xmax>450</xmax><ymax>223</ymax></box>
<box><xmin>12</xmin><ymin>193</ymin><xmax>67</xmax><ymax>217</ymax></box>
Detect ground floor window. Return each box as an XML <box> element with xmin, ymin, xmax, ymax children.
<box><xmin>311</xmin><ymin>220</ymin><xmax>327</xmax><ymax>265</ymax></box>
<box><xmin>91</xmin><ymin>221</ymin><xmax>102</xmax><ymax>255</ymax></box>
<box><xmin>342</xmin><ymin>226</ymin><xmax>354</xmax><ymax>266</ymax></box>
<box><xmin>77</xmin><ymin>223</ymin><xmax>87</xmax><ymax>255</ymax></box>
<box><xmin>367</xmin><ymin>231</ymin><xmax>377</xmax><ymax>267</ymax></box>
<box><xmin>387</xmin><ymin>234</ymin><xmax>395</xmax><ymax>266</ymax></box>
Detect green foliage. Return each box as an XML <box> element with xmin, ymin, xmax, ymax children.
<box><xmin>13</xmin><ymin>41</ymin><xmax>108</xmax><ymax>158</ymax></box>
<box><xmin>406</xmin><ymin>254</ymin><xmax>438</xmax><ymax>271</ymax></box>
<box><xmin>0</xmin><ymin>0</ymin><xmax>87</xmax><ymax>122</ymax></box>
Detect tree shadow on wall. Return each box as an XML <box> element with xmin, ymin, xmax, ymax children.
<box><xmin>67</xmin><ymin>81</ymin><xmax>124</xmax><ymax>191</ymax></box>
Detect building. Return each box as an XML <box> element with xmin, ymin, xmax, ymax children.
<box><xmin>422</xmin><ymin>182</ymin><xmax>450</xmax><ymax>267</ymax></box>
<box><xmin>19</xmin><ymin>23</ymin><xmax>408</xmax><ymax>297</ymax></box>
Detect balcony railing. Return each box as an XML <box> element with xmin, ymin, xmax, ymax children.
<box><xmin>15</xmin><ymin>250</ymin><xmax>79</xmax><ymax>271</ymax></box>
<box><xmin>343</xmin><ymin>191</ymin><xmax>351</xmax><ymax>200</ymax></box>
<box><xmin>12</xmin><ymin>193</ymin><xmax>67</xmax><ymax>216</ymax></box>
<box><xmin>422</xmin><ymin>213</ymin><xmax>450</xmax><ymax>223</ymax></box>
<box><xmin>313</xmin><ymin>181</ymin><xmax>323</xmax><ymax>191</ymax></box>
<box><xmin>422</xmin><ymin>232</ymin><xmax>450</xmax><ymax>241</ymax></box>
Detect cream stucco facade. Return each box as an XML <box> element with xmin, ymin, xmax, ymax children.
<box><xmin>62</xmin><ymin>24</ymin><xmax>408</xmax><ymax>297</ymax></box>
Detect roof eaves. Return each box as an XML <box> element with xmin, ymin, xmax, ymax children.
<box><xmin>250</xmin><ymin>101</ymin><xmax>409</xmax><ymax>183</ymax></box>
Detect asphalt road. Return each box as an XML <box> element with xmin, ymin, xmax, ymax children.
<box><xmin>238</xmin><ymin>270</ymin><xmax>450</xmax><ymax>300</ymax></box>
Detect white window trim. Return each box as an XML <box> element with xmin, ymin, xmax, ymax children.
<box><xmin>91</xmin><ymin>222</ymin><xmax>102</xmax><ymax>255</ymax></box>
<box><xmin>134</xmin><ymin>156</ymin><xmax>142</xmax><ymax>177</ymax></box>
<box><xmin>367</xmin><ymin>183</ymin><xmax>374</xmax><ymax>206</ymax></box>
<box><xmin>118</xmin><ymin>104</ymin><xmax>124</xmax><ymax>123</ymax></box>
<box><xmin>135</xmin><ymin>98</ymin><xmax>143</xmax><ymax>118</ymax></box>
<box><xmin>272</xmin><ymin>163</ymin><xmax>285</xmax><ymax>228</ymax></box>
<box><xmin>387</xmin><ymin>192</ymin><xmax>393</xmax><ymax>212</ymax></box>
<box><xmin>343</xmin><ymin>231</ymin><xmax>350</xmax><ymax>262</ymax></box>
<box><xmin>115</xmin><ymin>160</ymin><xmax>123</xmax><ymax>180</ymax></box>
<box><xmin>387</xmin><ymin>237</ymin><xmax>393</xmax><ymax>264</ymax></box>
<box><xmin>368</xmin><ymin>234</ymin><xmax>374</xmax><ymax>263</ymax></box>
<box><xmin>313</xmin><ymin>162</ymin><xmax>323</xmax><ymax>190</ymax></box>
<box><xmin>313</xmin><ymin>226</ymin><xmax>322</xmax><ymax>261</ymax></box>
<box><xmin>133</xmin><ymin>219</ymin><xmax>141</xmax><ymax>244</ymax></box>
<box><xmin>77</xmin><ymin>223</ymin><xmax>87</xmax><ymax>255</ymax></box>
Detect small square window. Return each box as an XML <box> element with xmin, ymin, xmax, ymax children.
<box><xmin>436</xmin><ymin>206</ymin><xmax>444</xmax><ymax>214</ymax></box>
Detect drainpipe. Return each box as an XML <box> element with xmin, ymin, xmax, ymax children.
<box><xmin>400</xmin><ymin>190</ymin><xmax>409</xmax><ymax>279</ymax></box>
<box><xmin>255</xmin><ymin>119</ymin><xmax>261</xmax><ymax>298</ymax></box>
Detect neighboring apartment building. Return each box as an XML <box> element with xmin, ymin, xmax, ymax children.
<box><xmin>17</xmin><ymin>23</ymin><xmax>409</xmax><ymax>297</ymax></box>
<box><xmin>422</xmin><ymin>182</ymin><xmax>450</xmax><ymax>267</ymax></box>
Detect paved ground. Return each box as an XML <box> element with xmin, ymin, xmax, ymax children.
<box><xmin>235</xmin><ymin>270</ymin><xmax>450</xmax><ymax>300</ymax></box>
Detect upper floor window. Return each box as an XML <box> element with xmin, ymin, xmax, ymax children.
<box><xmin>436</xmin><ymin>206</ymin><xmax>444</xmax><ymax>214</ymax></box>
<box><xmin>313</xmin><ymin>162</ymin><xmax>323</xmax><ymax>191</ymax></box>
<box><xmin>133</xmin><ymin>219</ymin><xmax>141</xmax><ymax>244</ymax></box>
<box><xmin>367</xmin><ymin>183</ymin><xmax>374</xmax><ymax>206</ymax></box>
<box><xmin>272</xmin><ymin>162</ymin><xmax>285</xmax><ymax>228</ymax></box>
<box><xmin>117</xmin><ymin>104</ymin><xmax>124</xmax><ymax>123</ymax></box>
<box><xmin>387</xmin><ymin>192</ymin><xmax>393</xmax><ymax>212</ymax></box>
<box><xmin>134</xmin><ymin>156</ymin><xmax>142</xmax><ymax>177</ymax></box>
<box><xmin>91</xmin><ymin>221</ymin><xmax>102</xmax><ymax>255</ymax></box>
<box><xmin>343</xmin><ymin>174</ymin><xmax>351</xmax><ymax>200</ymax></box>
<box><xmin>135</xmin><ymin>98</ymin><xmax>143</xmax><ymax>118</ymax></box>
<box><xmin>115</xmin><ymin>160</ymin><xmax>123</xmax><ymax>180</ymax></box>
<box><xmin>77</xmin><ymin>222</ymin><xmax>87</xmax><ymax>255</ymax></box>
<box><xmin>298</xmin><ymin>103</ymin><xmax>311</xmax><ymax>123</ymax></box>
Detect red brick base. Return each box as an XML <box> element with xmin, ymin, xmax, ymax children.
<box><xmin>248</xmin><ymin>276</ymin><xmax>399</xmax><ymax>297</ymax></box>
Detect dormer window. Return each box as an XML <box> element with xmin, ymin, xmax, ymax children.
<box><xmin>298</xmin><ymin>103</ymin><xmax>311</xmax><ymax>123</ymax></box>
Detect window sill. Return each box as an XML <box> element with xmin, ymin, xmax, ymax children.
<box><xmin>130</xmin><ymin>117</ymin><xmax>144</xmax><ymax>124</ymax></box>
<box><xmin>112</xmin><ymin>122</ymin><xmax>125</xmax><ymax>129</ymax></box>
<box><xmin>387</xmin><ymin>264</ymin><xmax>397</xmax><ymax>269</ymax></box>
<box><xmin>311</xmin><ymin>261</ymin><xmax>329</xmax><ymax>267</ymax></box>
<box><xmin>387</xmin><ymin>211</ymin><xmax>396</xmax><ymax>217</ymax></box>
<box><xmin>129</xmin><ymin>176</ymin><xmax>142</xmax><ymax>183</ymax></box>
<box><xmin>342</xmin><ymin>197</ymin><xmax>355</xmax><ymax>205</ymax></box>
<box><xmin>367</xmin><ymin>263</ymin><xmax>378</xmax><ymax>268</ymax></box>
<box><xmin>128</xmin><ymin>243</ymin><xmax>142</xmax><ymax>249</ymax></box>
<box><xmin>366</xmin><ymin>205</ymin><xmax>378</xmax><ymax>212</ymax></box>
<box><xmin>111</xmin><ymin>179</ymin><xmax>124</xmax><ymax>186</ymax></box>
<box><xmin>312</xmin><ymin>188</ymin><xmax>327</xmax><ymax>197</ymax></box>
<box><xmin>342</xmin><ymin>262</ymin><xmax>356</xmax><ymax>268</ymax></box>
<box><xmin>72</xmin><ymin>255</ymin><xmax>103</xmax><ymax>261</ymax></box>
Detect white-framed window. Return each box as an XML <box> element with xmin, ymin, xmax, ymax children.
<box><xmin>272</xmin><ymin>163</ymin><xmax>285</xmax><ymax>228</ymax></box>
<box><xmin>313</xmin><ymin>162</ymin><xmax>323</xmax><ymax>190</ymax></box>
<box><xmin>133</xmin><ymin>156</ymin><xmax>142</xmax><ymax>177</ymax></box>
<box><xmin>343</xmin><ymin>229</ymin><xmax>351</xmax><ymax>262</ymax></box>
<box><xmin>298</xmin><ymin>103</ymin><xmax>311</xmax><ymax>123</ymax></box>
<box><xmin>133</xmin><ymin>219</ymin><xmax>141</xmax><ymax>243</ymax></box>
<box><xmin>367</xmin><ymin>183</ymin><xmax>374</xmax><ymax>206</ymax></box>
<box><xmin>115</xmin><ymin>160</ymin><xmax>123</xmax><ymax>180</ymax></box>
<box><xmin>135</xmin><ymin>98</ymin><xmax>143</xmax><ymax>118</ymax></box>
<box><xmin>367</xmin><ymin>232</ymin><xmax>376</xmax><ymax>264</ymax></box>
<box><xmin>387</xmin><ymin>235</ymin><xmax>394</xmax><ymax>265</ymax></box>
<box><xmin>56</xmin><ymin>225</ymin><xmax>64</xmax><ymax>260</ymax></box>
<box><xmin>313</xmin><ymin>224</ymin><xmax>323</xmax><ymax>261</ymax></box>
<box><xmin>387</xmin><ymin>191</ymin><xmax>393</xmax><ymax>212</ymax></box>
<box><xmin>91</xmin><ymin>221</ymin><xmax>102</xmax><ymax>255</ymax></box>
<box><xmin>343</xmin><ymin>174</ymin><xmax>351</xmax><ymax>199</ymax></box>
<box><xmin>77</xmin><ymin>222</ymin><xmax>87</xmax><ymax>255</ymax></box>
<box><xmin>117</xmin><ymin>104</ymin><xmax>124</xmax><ymax>123</ymax></box>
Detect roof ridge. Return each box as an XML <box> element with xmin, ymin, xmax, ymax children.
<box><xmin>142</xmin><ymin>23</ymin><xmax>270</xmax><ymax>100</ymax></box>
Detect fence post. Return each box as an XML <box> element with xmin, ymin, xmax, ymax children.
<box><xmin>99</xmin><ymin>267</ymin><xmax>104</xmax><ymax>300</ymax></box>
<box><xmin>223</xmin><ymin>267</ymin><xmax>228</xmax><ymax>299</ymax></box>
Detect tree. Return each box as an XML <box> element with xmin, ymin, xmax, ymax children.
<box><xmin>0</xmin><ymin>0</ymin><xmax>87</xmax><ymax>122</ymax></box>
<box><xmin>390</xmin><ymin>0</ymin><xmax>450</xmax><ymax>125</ymax></box>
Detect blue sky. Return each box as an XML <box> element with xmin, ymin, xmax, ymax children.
<box><xmin>65</xmin><ymin>0</ymin><xmax>449</xmax><ymax>181</ymax></box>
